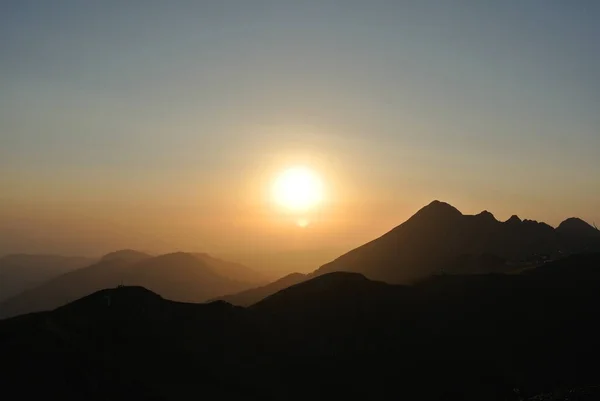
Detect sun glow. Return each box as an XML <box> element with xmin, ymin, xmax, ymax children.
<box><xmin>273</xmin><ymin>166</ymin><xmax>324</xmax><ymax>212</ymax></box>
<box><xmin>297</xmin><ymin>218</ymin><xmax>310</xmax><ymax>228</ymax></box>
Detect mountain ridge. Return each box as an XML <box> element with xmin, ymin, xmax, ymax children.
<box><xmin>0</xmin><ymin>251</ymin><xmax>260</xmax><ymax>318</ymax></box>
<box><xmin>313</xmin><ymin>200</ymin><xmax>600</xmax><ymax>283</ymax></box>
<box><xmin>221</xmin><ymin>200</ymin><xmax>600</xmax><ymax>305</ymax></box>
<box><xmin>2</xmin><ymin>253</ymin><xmax>600</xmax><ymax>400</ymax></box>
<box><xmin>0</xmin><ymin>254</ymin><xmax>95</xmax><ymax>303</ymax></box>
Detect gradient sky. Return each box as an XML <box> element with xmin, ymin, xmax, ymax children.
<box><xmin>1</xmin><ymin>1</ymin><xmax>599</xmax><ymax>271</ymax></box>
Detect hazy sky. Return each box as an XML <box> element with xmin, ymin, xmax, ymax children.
<box><xmin>1</xmin><ymin>1</ymin><xmax>599</xmax><ymax>268</ymax></box>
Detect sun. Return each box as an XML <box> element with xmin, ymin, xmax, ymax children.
<box><xmin>272</xmin><ymin>166</ymin><xmax>324</xmax><ymax>211</ymax></box>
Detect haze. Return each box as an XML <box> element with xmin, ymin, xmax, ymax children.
<box><xmin>1</xmin><ymin>1</ymin><xmax>599</xmax><ymax>274</ymax></box>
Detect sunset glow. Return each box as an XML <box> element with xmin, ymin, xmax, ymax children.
<box><xmin>272</xmin><ymin>166</ymin><xmax>324</xmax><ymax>212</ymax></box>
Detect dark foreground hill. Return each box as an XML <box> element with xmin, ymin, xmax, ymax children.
<box><xmin>1</xmin><ymin>253</ymin><xmax>600</xmax><ymax>401</ymax></box>
<box><xmin>0</xmin><ymin>251</ymin><xmax>262</xmax><ymax>318</ymax></box>
<box><xmin>215</xmin><ymin>272</ymin><xmax>307</xmax><ymax>306</ymax></box>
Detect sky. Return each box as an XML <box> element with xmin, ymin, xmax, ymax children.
<box><xmin>1</xmin><ymin>1</ymin><xmax>599</xmax><ymax>272</ymax></box>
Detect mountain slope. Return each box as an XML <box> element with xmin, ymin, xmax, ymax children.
<box><xmin>214</xmin><ymin>201</ymin><xmax>600</xmax><ymax>306</ymax></box>
<box><xmin>191</xmin><ymin>252</ymin><xmax>267</xmax><ymax>285</ymax></box>
<box><xmin>0</xmin><ymin>251</ymin><xmax>260</xmax><ymax>319</ymax></box>
<box><xmin>123</xmin><ymin>252</ymin><xmax>254</xmax><ymax>303</ymax></box>
<box><xmin>1</xmin><ymin>253</ymin><xmax>600</xmax><ymax>401</ymax></box>
<box><xmin>215</xmin><ymin>272</ymin><xmax>307</xmax><ymax>306</ymax></box>
<box><xmin>0</xmin><ymin>254</ymin><xmax>94</xmax><ymax>302</ymax></box>
<box><xmin>0</xmin><ymin>251</ymin><xmax>151</xmax><ymax>318</ymax></box>
<box><xmin>313</xmin><ymin>200</ymin><xmax>600</xmax><ymax>283</ymax></box>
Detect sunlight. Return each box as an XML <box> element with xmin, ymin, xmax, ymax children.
<box><xmin>296</xmin><ymin>218</ymin><xmax>310</xmax><ymax>228</ymax></box>
<box><xmin>272</xmin><ymin>166</ymin><xmax>324</xmax><ymax>212</ymax></box>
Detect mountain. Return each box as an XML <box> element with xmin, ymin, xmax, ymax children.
<box><xmin>313</xmin><ymin>200</ymin><xmax>600</xmax><ymax>283</ymax></box>
<box><xmin>557</xmin><ymin>217</ymin><xmax>599</xmax><ymax>237</ymax></box>
<box><xmin>0</xmin><ymin>250</ymin><xmax>151</xmax><ymax>318</ymax></box>
<box><xmin>212</xmin><ymin>201</ymin><xmax>600</xmax><ymax>306</ymax></box>
<box><xmin>215</xmin><ymin>272</ymin><xmax>307</xmax><ymax>306</ymax></box>
<box><xmin>556</xmin><ymin>218</ymin><xmax>600</xmax><ymax>253</ymax></box>
<box><xmin>0</xmin><ymin>254</ymin><xmax>94</xmax><ymax>302</ymax></box>
<box><xmin>191</xmin><ymin>252</ymin><xmax>267</xmax><ymax>284</ymax></box>
<box><xmin>0</xmin><ymin>251</ymin><xmax>259</xmax><ymax>319</ymax></box>
<box><xmin>1</xmin><ymin>253</ymin><xmax>600</xmax><ymax>401</ymax></box>
<box><xmin>99</xmin><ymin>249</ymin><xmax>151</xmax><ymax>263</ymax></box>
<box><xmin>123</xmin><ymin>252</ymin><xmax>255</xmax><ymax>303</ymax></box>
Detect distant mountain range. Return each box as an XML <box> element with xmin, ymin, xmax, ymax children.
<box><xmin>219</xmin><ymin>200</ymin><xmax>600</xmax><ymax>305</ymax></box>
<box><xmin>2</xmin><ymin>200</ymin><xmax>599</xmax><ymax>316</ymax></box>
<box><xmin>1</xmin><ymin>253</ymin><xmax>599</xmax><ymax>400</ymax></box>
<box><xmin>0</xmin><ymin>254</ymin><xmax>94</xmax><ymax>302</ymax></box>
<box><xmin>0</xmin><ymin>251</ymin><xmax>264</xmax><ymax>318</ymax></box>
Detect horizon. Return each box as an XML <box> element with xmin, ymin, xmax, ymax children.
<box><xmin>1</xmin><ymin>198</ymin><xmax>597</xmax><ymax>276</ymax></box>
<box><xmin>2</xmin><ymin>2</ymin><xmax>599</xmax><ymax>271</ymax></box>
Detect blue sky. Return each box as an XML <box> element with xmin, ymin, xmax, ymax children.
<box><xmin>1</xmin><ymin>1</ymin><xmax>599</xmax><ymax>259</ymax></box>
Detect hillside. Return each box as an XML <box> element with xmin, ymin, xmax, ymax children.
<box><xmin>217</xmin><ymin>200</ymin><xmax>600</xmax><ymax>306</ymax></box>
<box><xmin>0</xmin><ymin>254</ymin><xmax>94</xmax><ymax>302</ymax></box>
<box><xmin>0</xmin><ymin>251</ymin><xmax>259</xmax><ymax>318</ymax></box>
<box><xmin>1</xmin><ymin>253</ymin><xmax>599</xmax><ymax>400</ymax></box>
<box><xmin>313</xmin><ymin>200</ymin><xmax>600</xmax><ymax>283</ymax></box>
<box><xmin>215</xmin><ymin>272</ymin><xmax>307</xmax><ymax>306</ymax></box>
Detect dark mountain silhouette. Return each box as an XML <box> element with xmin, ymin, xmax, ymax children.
<box><xmin>1</xmin><ymin>253</ymin><xmax>599</xmax><ymax>400</ymax></box>
<box><xmin>217</xmin><ymin>200</ymin><xmax>600</xmax><ymax>306</ymax></box>
<box><xmin>0</xmin><ymin>254</ymin><xmax>94</xmax><ymax>302</ymax></box>
<box><xmin>557</xmin><ymin>217</ymin><xmax>600</xmax><ymax>237</ymax></box>
<box><xmin>215</xmin><ymin>272</ymin><xmax>307</xmax><ymax>306</ymax></box>
<box><xmin>556</xmin><ymin>218</ymin><xmax>600</xmax><ymax>254</ymax></box>
<box><xmin>313</xmin><ymin>200</ymin><xmax>600</xmax><ymax>283</ymax></box>
<box><xmin>0</xmin><ymin>251</ymin><xmax>259</xmax><ymax>318</ymax></box>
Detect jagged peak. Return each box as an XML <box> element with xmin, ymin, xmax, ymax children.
<box><xmin>505</xmin><ymin>215</ymin><xmax>522</xmax><ymax>224</ymax></box>
<box><xmin>476</xmin><ymin>210</ymin><xmax>497</xmax><ymax>221</ymax></box>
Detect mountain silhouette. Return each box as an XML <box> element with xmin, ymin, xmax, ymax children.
<box><xmin>557</xmin><ymin>217</ymin><xmax>599</xmax><ymax>237</ymax></box>
<box><xmin>0</xmin><ymin>251</ymin><xmax>259</xmax><ymax>318</ymax></box>
<box><xmin>99</xmin><ymin>249</ymin><xmax>151</xmax><ymax>263</ymax></box>
<box><xmin>121</xmin><ymin>252</ymin><xmax>255</xmax><ymax>303</ymax></box>
<box><xmin>556</xmin><ymin>218</ymin><xmax>600</xmax><ymax>253</ymax></box>
<box><xmin>1</xmin><ymin>253</ymin><xmax>599</xmax><ymax>400</ymax></box>
<box><xmin>313</xmin><ymin>200</ymin><xmax>600</xmax><ymax>283</ymax></box>
<box><xmin>0</xmin><ymin>254</ymin><xmax>94</xmax><ymax>302</ymax></box>
<box><xmin>215</xmin><ymin>272</ymin><xmax>307</xmax><ymax>306</ymax></box>
<box><xmin>0</xmin><ymin>250</ymin><xmax>150</xmax><ymax>318</ymax></box>
<box><xmin>217</xmin><ymin>200</ymin><xmax>600</xmax><ymax>306</ymax></box>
